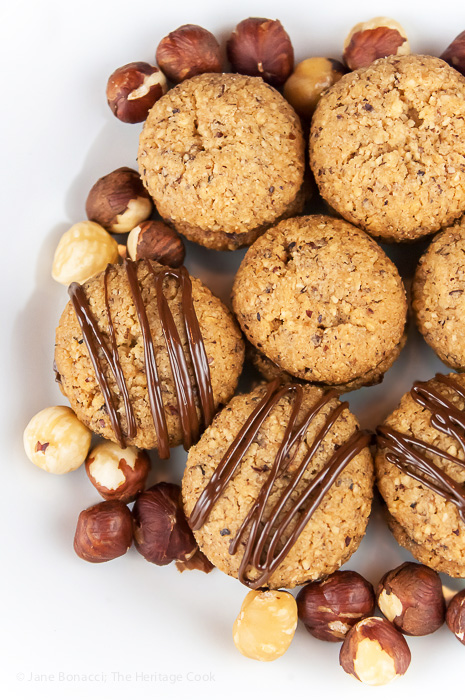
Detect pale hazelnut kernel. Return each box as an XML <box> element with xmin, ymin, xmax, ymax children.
<box><xmin>284</xmin><ymin>57</ymin><xmax>346</xmax><ymax>119</ymax></box>
<box><xmin>23</xmin><ymin>406</ymin><xmax>92</xmax><ymax>474</ymax></box>
<box><xmin>86</xmin><ymin>167</ymin><xmax>153</xmax><ymax>234</ymax></box>
<box><xmin>232</xmin><ymin>589</ymin><xmax>298</xmax><ymax>662</ymax></box>
<box><xmin>51</xmin><ymin>221</ymin><xmax>118</xmax><ymax>286</ymax></box>
<box><xmin>343</xmin><ymin>17</ymin><xmax>410</xmax><ymax>71</ymax></box>
<box><xmin>85</xmin><ymin>441</ymin><xmax>150</xmax><ymax>502</ymax></box>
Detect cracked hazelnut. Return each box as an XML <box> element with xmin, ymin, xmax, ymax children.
<box><xmin>23</xmin><ymin>406</ymin><xmax>91</xmax><ymax>474</ymax></box>
<box><xmin>106</xmin><ymin>62</ymin><xmax>167</xmax><ymax>123</ymax></box>
<box><xmin>284</xmin><ymin>57</ymin><xmax>346</xmax><ymax>119</ymax></box>
<box><xmin>227</xmin><ymin>18</ymin><xmax>294</xmax><ymax>87</ymax></box>
<box><xmin>296</xmin><ymin>570</ymin><xmax>375</xmax><ymax>642</ymax></box>
<box><xmin>74</xmin><ymin>501</ymin><xmax>133</xmax><ymax>563</ymax></box>
<box><xmin>376</xmin><ymin>562</ymin><xmax>445</xmax><ymax>636</ymax></box>
<box><xmin>339</xmin><ymin>617</ymin><xmax>411</xmax><ymax>685</ymax></box>
<box><xmin>127</xmin><ymin>220</ymin><xmax>185</xmax><ymax>267</ymax></box>
<box><xmin>156</xmin><ymin>24</ymin><xmax>222</xmax><ymax>84</ymax></box>
<box><xmin>86</xmin><ymin>167</ymin><xmax>153</xmax><ymax>234</ymax></box>
<box><xmin>52</xmin><ymin>221</ymin><xmax>119</xmax><ymax>285</ymax></box>
<box><xmin>441</xmin><ymin>31</ymin><xmax>465</xmax><ymax>76</ymax></box>
<box><xmin>85</xmin><ymin>441</ymin><xmax>150</xmax><ymax>503</ymax></box>
<box><xmin>446</xmin><ymin>589</ymin><xmax>465</xmax><ymax>644</ymax></box>
<box><xmin>343</xmin><ymin>17</ymin><xmax>410</xmax><ymax>71</ymax></box>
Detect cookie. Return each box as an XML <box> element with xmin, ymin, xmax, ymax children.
<box><xmin>376</xmin><ymin>372</ymin><xmax>465</xmax><ymax>577</ymax></box>
<box><xmin>232</xmin><ymin>215</ymin><xmax>407</xmax><ymax>387</ymax></box>
<box><xmin>412</xmin><ymin>216</ymin><xmax>465</xmax><ymax>369</ymax></box>
<box><xmin>182</xmin><ymin>381</ymin><xmax>373</xmax><ymax>589</ymax></box>
<box><xmin>310</xmin><ymin>55</ymin><xmax>465</xmax><ymax>242</ymax></box>
<box><xmin>55</xmin><ymin>260</ymin><xmax>244</xmax><ymax>455</ymax></box>
<box><xmin>138</xmin><ymin>73</ymin><xmax>305</xmax><ymax>251</ymax></box>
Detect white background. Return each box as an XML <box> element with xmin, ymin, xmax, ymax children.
<box><xmin>2</xmin><ymin>0</ymin><xmax>465</xmax><ymax>698</ymax></box>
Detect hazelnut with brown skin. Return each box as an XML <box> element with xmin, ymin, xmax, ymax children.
<box><xmin>227</xmin><ymin>18</ymin><xmax>294</xmax><ymax>87</ymax></box>
<box><xmin>343</xmin><ymin>17</ymin><xmax>410</xmax><ymax>71</ymax></box>
<box><xmin>284</xmin><ymin>58</ymin><xmax>346</xmax><ymax>119</ymax></box>
<box><xmin>441</xmin><ymin>31</ymin><xmax>465</xmax><ymax>76</ymax></box>
<box><xmin>376</xmin><ymin>562</ymin><xmax>445</xmax><ymax>636</ymax></box>
<box><xmin>339</xmin><ymin>617</ymin><xmax>411</xmax><ymax>685</ymax></box>
<box><xmin>446</xmin><ymin>589</ymin><xmax>465</xmax><ymax>645</ymax></box>
<box><xmin>156</xmin><ymin>24</ymin><xmax>222</xmax><ymax>84</ymax></box>
<box><xmin>296</xmin><ymin>570</ymin><xmax>375</xmax><ymax>642</ymax></box>
<box><xmin>106</xmin><ymin>62</ymin><xmax>167</xmax><ymax>123</ymax></box>
<box><xmin>86</xmin><ymin>167</ymin><xmax>153</xmax><ymax>234</ymax></box>
<box><xmin>74</xmin><ymin>501</ymin><xmax>133</xmax><ymax>563</ymax></box>
<box><xmin>127</xmin><ymin>220</ymin><xmax>185</xmax><ymax>267</ymax></box>
<box><xmin>85</xmin><ymin>441</ymin><xmax>150</xmax><ymax>503</ymax></box>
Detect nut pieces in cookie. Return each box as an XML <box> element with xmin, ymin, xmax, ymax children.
<box><xmin>127</xmin><ymin>220</ymin><xmax>185</xmax><ymax>267</ymax></box>
<box><xmin>85</xmin><ymin>441</ymin><xmax>150</xmax><ymax>503</ymax></box>
<box><xmin>74</xmin><ymin>501</ymin><xmax>134</xmax><ymax>563</ymax></box>
<box><xmin>446</xmin><ymin>589</ymin><xmax>465</xmax><ymax>644</ymax></box>
<box><xmin>86</xmin><ymin>167</ymin><xmax>153</xmax><ymax>234</ymax></box>
<box><xmin>52</xmin><ymin>221</ymin><xmax>119</xmax><ymax>285</ymax></box>
<box><xmin>156</xmin><ymin>24</ymin><xmax>222</xmax><ymax>83</ymax></box>
<box><xmin>106</xmin><ymin>62</ymin><xmax>167</xmax><ymax>123</ymax></box>
<box><xmin>343</xmin><ymin>17</ymin><xmax>410</xmax><ymax>71</ymax></box>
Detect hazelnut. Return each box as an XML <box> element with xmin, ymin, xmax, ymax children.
<box><xmin>51</xmin><ymin>221</ymin><xmax>119</xmax><ymax>286</ymax></box>
<box><xmin>127</xmin><ymin>220</ymin><xmax>185</xmax><ymax>267</ymax></box>
<box><xmin>85</xmin><ymin>167</ymin><xmax>153</xmax><ymax>234</ymax></box>
<box><xmin>284</xmin><ymin>57</ymin><xmax>346</xmax><ymax>119</ymax></box>
<box><xmin>296</xmin><ymin>570</ymin><xmax>375</xmax><ymax>642</ymax></box>
<box><xmin>226</xmin><ymin>18</ymin><xmax>294</xmax><ymax>87</ymax></box>
<box><xmin>343</xmin><ymin>17</ymin><xmax>410</xmax><ymax>71</ymax></box>
<box><xmin>156</xmin><ymin>24</ymin><xmax>222</xmax><ymax>84</ymax></box>
<box><xmin>339</xmin><ymin>616</ymin><xmax>411</xmax><ymax>685</ymax></box>
<box><xmin>233</xmin><ymin>589</ymin><xmax>298</xmax><ymax>662</ymax></box>
<box><xmin>85</xmin><ymin>441</ymin><xmax>150</xmax><ymax>503</ymax></box>
<box><xmin>376</xmin><ymin>562</ymin><xmax>445</xmax><ymax>636</ymax></box>
<box><xmin>23</xmin><ymin>406</ymin><xmax>91</xmax><ymax>474</ymax></box>
<box><xmin>106</xmin><ymin>62</ymin><xmax>167</xmax><ymax>123</ymax></box>
<box><xmin>446</xmin><ymin>589</ymin><xmax>465</xmax><ymax>645</ymax></box>
<box><xmin>441</xmin><ymin>31</ymin><xmax>465</xmax><ymax>76</ymax></box>
<box><xmin>74</xmin><ymin>501</ymin><xmax>133</xmax><ymax>563</ymax></box>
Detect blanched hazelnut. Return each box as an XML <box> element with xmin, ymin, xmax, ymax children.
<box><xmin>156</xmin><ymin>24</ymin><xmax>222</xmax><ymax>84</ymax></box>
<box><xmin>343</xmin><ymin>17</ymin><xmax>410</xmax><ymax>71</ymax></box>
<box><xmin>376</xmin><ymin>562</ymin><xmax>445</xmax><ymax>636</ymax></box>
<box><xmin>297</xmin><ymin>570</ymin><xmax>375</xmax><ymax>642</ymax></box>
<box><xmin>446</xmin><ymin>589</ymin><xmax>465</xmax><ymax>645</ymax></box>
<box><xmin>284</xmin><ymin>57</ymin><xmax>346</xmax><ymax>119</ymax></box>
<box><xmin>52</xmin><ymin>221</ymin><xmax>119</xmax><ymax>285</ymax></box>
<box><xmin>74</xmin><ymin>501</ymin><xmax>133</xmax><ymax>563</ymax></box>
<box><xmin>86</xmin><ymin>167</ymin><xmax>153</xmax><ymax>234</ymax></box>
<box><xmin>227</xmin><ymin>18</ymin><xmax>294</xmax><ymax>87</ymax></box>
<box><xmin>106</xmin><ymin>61</ymin><xmax>167</xmax><ymax>123</ymax></box>
<box><xmin>339</xmin><ymin>617</ymin><xmax>411</xmax><ymax>685</ymax></box>
<box><xmin>23</xmin><ymin>406</ymin><xmax>91</xmax><ymax>474</ymax></box>
<box><xmin>85</xmin><ymin>441</ymin><xmax>150</xmax><ymax>502</ymax></box>
<box><xmin>441</xmin><ymin>31</ymin><xmax>465</xmax><ymax>76</ymax></box>
<box><xmin>127</xmin><ymin>220</ymin><xmax>185</xmax><ymax>267</ymax></box>
<box><xmin>233</xmin><ymin>589</ymin><xmax>298</xmax><ymax>662</ymax></box>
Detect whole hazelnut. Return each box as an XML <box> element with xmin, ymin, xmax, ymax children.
<box><xmin>156</xmin><ymin>24</ymin><xmax>222</xmax><ymax>84</ymax></box>
<box><xmin>284</xmin><ymin>58</ymin><xmax>346</xmax><ymax>119</ymax></box>
<box><xmin>343</xmin><ymin>17</ymin><xmax>410</xmax><ymax>71</ymax></box>
<box><xmin>296</xmin><ymin>570</ymin><xmax>375</xmax><ymax>642</ymax></box>
<box><xmin>446</xmin><ymin>588</ymin><xmax>465</xmax><ymax>645</ymax></box>
<box><xmin>85</xmin><ymin>441</ymin><xmax>150</xmax><ymax>503</ymax></box>
<box><xmin>74</xmin><ymin>501</ymin><xmax>133</xmax><ymax>563</ymax></box>
<box><xmin>376</xmin><ymin>562</ymin><xmax>445</xmax><ymax>636</ymax></box>
<box><xmin>441</xmin><ymin>31</ymin><xmax>465</xmax><ymax>76</ymax></box>
<box><xmin>23</xmin><ymin>406</ymin><xmax>92</xmax><ymax>474</ymax></box>
<box><xmin>127</xmin><ymin>220</ymin><xmax>185</xmax><ymax>267</ymax></box>
<box><xmin>339</xmin><ymin>616</ymin><xmax>411</xmax><ymax>685</ymax></box>
<box><xmin>226</xmin><ymin>18</ymin><xmax>294</xmax><ymax>87</ymax></box>
<box><xmin>86</xmin><ymin>167</ymin><xmax>153</xmax><ymax>234</ymax></box>
<box><xmin>106</xmin><ymin>62</ymin><xmax>167</xmax><ymax>123</ymax></box>
<box><xmin>52</xmin><ymin>221</ymin><xmax>119</xmax><ymax>285</ymax></box>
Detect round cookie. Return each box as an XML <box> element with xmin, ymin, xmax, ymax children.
<box><xmin>138</xmin><ymin>73</ymin><xmax>305</xmax><ymax>251</ymax></box>
<box><xmin>55</xmin><ymin>261</ymin><xmax>244</xmax><ymax>452</ymax></box>
<box><xmin>310</xmin><ymin>55</ymin><xmax>465</xmax><ymax>242</ymax></box>
<box><xmin>232</xmin><ymin>215</ymin><xmax>407</xmax><ymax>387</ymax></box>
<box><xmin>183</xmin><ymin>382</ymin><xmax>373</xmax><ymax>589</ymax></box>
<box><xmin>412</xmin><ymin>216</ymin><xmax>465</xmax><ymax>369</ymax></box>
<box><xmin>376</xmin><ymin>372</ymin><xmax>465</xmax><ymax>577</ymax></box>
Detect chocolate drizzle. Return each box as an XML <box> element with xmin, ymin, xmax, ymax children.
<box><xmin>377</xmin><ymin>373</ymin><xmax>465</xmax><ymax>522</ymax></box>
<box><xmin>188</xmin><ymin>380</ymin><xmax>369</xmax><ymax>588</ymax></box>
<box><xmin>68</xmin><ymin>261</ymin><xmax>214</xmax><ymax>458</ymax></box>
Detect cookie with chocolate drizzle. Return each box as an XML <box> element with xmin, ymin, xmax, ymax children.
<box><xmin>182</xmin><ymin>381</ymin><xmax>373</xmax><ymax>589</ymax></box>
<box><xmin>54</xmin><ymin>260</ymin><xmax>244</xmax><ymax>453</ymax></box>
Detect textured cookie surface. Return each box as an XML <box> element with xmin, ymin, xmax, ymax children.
<box><xmin>138</xmin><ymin>73</ymin><xmax>305</xmax><ymax>250</ymax></box>
<box><xmin>310</xmin><ymin>55</ymin><xmax>465</xmax><ymax>241</ymax></box>
<box><xmin>232</xmin><ymin>215</ymin><xmax>407</xmax><ymax>386</ymax></box>
<box><xmin>55</xmin><ymin>262</ymin><xmax>244</xmax><ymax>450</ymax></box>
<box><xmin>182</xmin><ymin>383</ymin><xmax>373</xmax><ymax>588</ymax></box>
